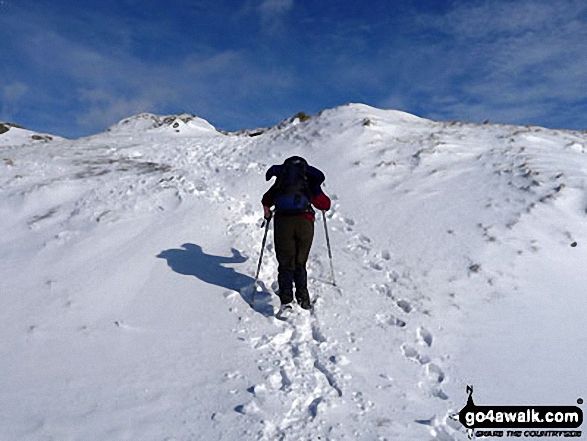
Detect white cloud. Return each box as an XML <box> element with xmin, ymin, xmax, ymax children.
<box><xmin>436</xmin><ymin>1</ymin><xmax>564</xmax><ymax>39</ymax></box>
<box><xmin>0</xmin><ymin>10</ymin><xmax>298</xmax><ymax>134</ymax></box>
<box><xmin>258</xmin><ymin>0</ymin><xmax>294</xmax><ymax>15</ymax></box>
<box><xmin>75</xmin><ymin>89</ymin><xmax>156</xmax><ymax>131</ymax></box>
<box><xmin>403</xmin><ymin>0</ymin><xmax>587</xmax><ymax>126</ymax></box>
<box><xmin>1</xmin><ymin>82</ymin><xmax>29</xmax><ymax>121</ymax></box>
<box><xmin>257</xmin><ymin>0</ymin><xmax>294</xmax><ymax>32</ymax></box>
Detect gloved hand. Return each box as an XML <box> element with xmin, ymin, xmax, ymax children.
<box><xmin>263</xmin><ymin>205</ymin><xmax>273</xmax><ymax>220</ymax></box>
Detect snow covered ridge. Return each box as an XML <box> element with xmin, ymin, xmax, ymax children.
<box><xmin>0</xmin><ymin>121</ymin><xmax>24</xmax><ymax>134</ymax></box>
<box><xmin>106</xmin><ymin>112</ymin><xmax>218</xmax><ymax>135</ymax></box>
<box><xmin>0</xmin><ymin>122</ymin><xmax>59</xmax><ymax>146</ymax></box>
<box><xmin>2</xmin><ymin>103</ymin><xmax>587</xmax><ymax>440</ymax></box>
<box><xmin>226</xmin><ymin>103</ymin><xmax>428</xmax><ymax>137</ymax></box>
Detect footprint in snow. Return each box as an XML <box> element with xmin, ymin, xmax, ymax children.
<box><xmin>417</xmin><ymin>364</ymin><xmax>450</xmax><ymax>401</ymax></box>
<box><xmin>342</xmin><ymin>217</ymin><xmax>355</xmax><ymax>226</ymax></box>
<box><xmin>411</xmin><ymin>356</ymin><xmax>449</xmax><ymax>402</ymax></box>
<box><xmin>417</xmin><ymin>327</ymin><xmax>433</xmax><ymax>347</ymax></box>
<box><xmin>308</xmin><ymin>397</ymin><xmax>323</xmax><ymax>419</ymax></box>
<box><xmin>400</xmin><ymin>344</ymin><xmax>430</xmax><ymax>365</ymax></box>
<box><xmin>375</xmin><ymin>312</ymin><xmax>406</xmax><ymax>328</ymax></box>
<box><xmin>425</xmin><ymin>363</ymin><xmax>445</xmax><ymax>383</ymax></box>
<box><xmin>373</xmin><ymin>283</ymin><xmax>393</xmax><ymax>298</ymax></box>
<box><xmin>431</xmin><ymin>387</ymin><xmax>449</xmax><ymax>401</ymax></box>
<box><xmin>311</xmin><ymin>322</ymin><xmax>327</xmax><ymax>343</ymax></box>
<box><xmin>416</xmin><ymin>415</ymin><xmax>455</xmax><ymax>440</ymax></box>
<box><xmin>234</xmin><ymin>401</ymin><xmax>261</xmax><ymax>415</ymax></box>
<box><xmin>367</xmin><ymin>259</ymin><xmax>385</xmax><ymax>271</ymax></box>
<box><xmin>396</xmin><ymin>299</ymin><xmax>412</xmax><ymax>313</ymax></box>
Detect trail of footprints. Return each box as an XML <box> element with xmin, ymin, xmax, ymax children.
<box><xmin>229</xmin><ymin>298</ymin><xmax>346</xmax><ymax>439</ymax></box>
<box><xmin>335</xmin><ymin>208</ymin><xmax>449</xmax><ymax>403</ymax></box>
<box><xmin>222</xmin><ymin>194</ymin><xmax>453</xmax><ymax>439</ymax></box>
<box><xmin>332</xmin><ymin>206</ymin><xmax>454</xmax><ymax>439</ymax></box>
<box><xmin>219</xmin><ymin>199</ymin><xmax>344</xmax><ymax>439</ymax></box>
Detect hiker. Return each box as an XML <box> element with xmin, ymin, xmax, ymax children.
<box><xmin>262</xmin><ymin>156</ymin><xmax>331</xmax><ymax>310</ymax></box>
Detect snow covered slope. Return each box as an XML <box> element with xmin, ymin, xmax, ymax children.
<box><xmin>1</xmin><ymin>105</ymin><xmax>585</xmax><ymax>440</ymax></box>
<box><xmin>0</xmin><ymin>123</ymin><xmax>63</xmax><ymax>147</ymax></box>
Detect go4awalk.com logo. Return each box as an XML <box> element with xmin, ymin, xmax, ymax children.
<box><xmin>450</xmin><ymin>386</ymin><xmax>584</xmax><ymax>439</ymax></box>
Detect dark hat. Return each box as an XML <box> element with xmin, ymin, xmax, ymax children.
<box><xmin>284</xmin><ymin>156</ymin><xmax>307</xmax><ymax>166</ymax></box>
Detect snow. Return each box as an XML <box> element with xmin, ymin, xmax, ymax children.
<box><xmin>1</xmin><ymin>104</ymin><xmax>586</xmax><ymax>440</ymax></box>
<box><xmin>0</xmin><ymin>125</ymin><xmax>62</xmax><ymax>147</ymax></box>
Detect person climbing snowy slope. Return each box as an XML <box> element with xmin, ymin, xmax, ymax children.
<box><xmin>262</xmin><ymin>156</ymin><xmax>331</xmax><ymax>311</ymax></box>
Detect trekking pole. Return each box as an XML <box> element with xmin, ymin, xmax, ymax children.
<box><xmin>251</xmin><ymin>215</ymin><xmax>271</xmax><ymax>306</ymax></box>
<box><xmin>322</xmin><ymin>210</ymin><xmax>336</xmax><ymax>287</ymax></box>
<box><xmin>255</xmin><ymin>217</ymin><xmax>271</xmax><ymax>282</ymax></box>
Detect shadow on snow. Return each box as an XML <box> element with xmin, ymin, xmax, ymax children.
<box><xmin>157</xmin><ymin>243</ymin><xmax>273</xmax><ymax>317</ymax></box>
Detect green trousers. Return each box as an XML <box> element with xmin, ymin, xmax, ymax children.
<box><xmin>274</xmin><ymin>216</ymin><xmax>314</xmax><ymax>272</ymax></box>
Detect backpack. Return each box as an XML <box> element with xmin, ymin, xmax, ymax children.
<box><xmin>266</xmin><ymin>157</ymin><xmax>326</xmax><ymax>215</ymax></box>
<box><xmin>273</xmin><ymin>157</ymin><xmax>312</xmax><ymax>215</ymax></box>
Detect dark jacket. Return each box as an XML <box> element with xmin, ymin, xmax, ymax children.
<box><xmin>262</xmin><ymin>185</ymin><xmax>331</xmax><ymax>222</ymax></box>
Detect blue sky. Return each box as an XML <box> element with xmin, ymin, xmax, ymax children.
<box><xmin>1</xmin><ymin>0</ymin><xmax>587</xmax><ymax>138</ymax></box>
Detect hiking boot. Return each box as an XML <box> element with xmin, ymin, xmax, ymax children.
<box><xmin>280</xmin><ymin>290</ymin><xmax>294</xmax><ymax>305</ymax></box>
<box><xmin>277</xmin><ymin>303</ymin><xmax>293</xmax><ymax>320</ymax></box>
<box><xmin>297</xmin><ymin>290</ymin><xmax>311</xmax><ymax>310</ymax></box>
